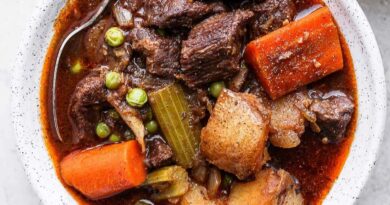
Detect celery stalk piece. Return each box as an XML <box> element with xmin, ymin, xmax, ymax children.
<box><xmin>144</xmin><ymin>166</ymin><xmax>190</xmax><ymax>200</ymax></box>
<box><xmin>149</xmin><ymin>84</ymin><xmax>200</xmax><ymax>168</ymax></box>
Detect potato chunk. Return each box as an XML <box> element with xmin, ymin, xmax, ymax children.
<box><xmin>181</xmin><ymin>184</ymin><xmax>225</xmax><ymax>205</ymax></box>
<box><xmin>228</xmin><ymin>168</ymin><xmax>304</xmax><ymax>205</ymax></box>
<box><xmin>269</xmin><ymin>90</ymin><xmax>312</xmax><ymax>148</ymax></box>
<box><xmin>200</xmin><ymin>89</ymin><xmax>270</xmax><ymax>179</ymax></box>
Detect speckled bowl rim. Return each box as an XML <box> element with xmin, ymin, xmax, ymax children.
<box><xmin>11</xmin><ymin>0</ymin><xmax>386</xmax><ymax>204</ymax></box>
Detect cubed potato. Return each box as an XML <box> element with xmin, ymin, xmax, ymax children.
<box><xmin>200</xmin><ymin>89</ymin><xmax>270</xmax><ymax>179</ymax></box>
<box><xmin>269</xmin><ymin>90</ymin><xmax>312</xmax><ymax>148</ymax></box>
<box><xmin>228</xmin><ymin>168</ymin><xmax>303</xmax><ymax>205</ymax></box>
<box><xmin>181</xmin><ymin>184</ymin><xmax>225</xmax><ymax>205</ymax></box>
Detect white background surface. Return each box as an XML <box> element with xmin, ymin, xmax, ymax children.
<box><xmin>0</xmin><ymin>0</ymin><xmax>388</xmax><ymax>204</ymax></box>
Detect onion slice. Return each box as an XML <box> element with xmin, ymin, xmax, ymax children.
<box><xmin>113</xmin><ymin>1</ymin><xmax>134</xmax><ymax>28</ymax></box>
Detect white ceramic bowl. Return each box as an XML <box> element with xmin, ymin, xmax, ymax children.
<box><xmin>11</xmin><ymin>0</ymin><xmax>386</xmax><ymax>204</ymax></box>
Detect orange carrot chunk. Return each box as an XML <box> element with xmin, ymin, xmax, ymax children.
<box><xmin>245</xmin><ymin>7</ymin><xmax>343</xmax><ymax>100</ymax></box>
<box><xmin>60</xmin><ymin>140</ymin><xmax>146</xmax><ymax>200</ymax></box>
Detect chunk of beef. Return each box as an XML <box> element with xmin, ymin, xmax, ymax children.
<box><xmin>119</xmin><ymin>0</ymin><xmax>143</xmax><ymax>12</ymax></box>
<box><xmin>68</xmin><ymin>74</ymin><xmax>106</xmax><ymax>143</ymax></box>
<box><xmin>145</xmin><ymin>135</ymin><xmax>173</xmax><ymax>168</ymax></box>
<box><xmin>85</xmin><ymin>18</ymin><xmax>131</xmax><ymax>70</ymax></box>
<box><xmin>228</xmin><ymin>61</ymin><xmax>249</xmax><ymax>92</ymax></box>
<box><xmin>269</xmin><ymin>90</ymin><xmax>312</xmax><ymax>149</ymax></box>
<box><xmin>309</xmin><ymin>92</ymin><xmax>354</xmax><ymax>143</ymax></box>
<box><xmin>107</xmin><ymin>44</ymin><xmax>132</xmax><ymax>71</ymax></box>
<box><xmin>229</xmin><ymin>168</ymin><xmax>303</xmax><ymax>205</ymax></box>
<box><xmin>84</xmin><ymin>18</ymin><xmax>113</xmax><ymax>64</ymax></box>
<box><xmin>180</xmin><ymin>10</ymin><xmax>254</xmax><ymax>87</ymax></box>
<box><xmin>144</xmin><ymin>0</ymin><xmax>226</xmax><ymax>28</ymax></box>
<box><xmin>242</xmin><ymin>70</ymin><xmax>271</xmax><ymax>103</ymax></box>
<box><xmin>200</xmin><ymin>89</ymin><xmax>270</xmax><ymax>179</ymax></box>
<box><xmin>126</xmin><ymin>56</ymin><xmax>175</xmax><ymax>91</ymax></box>
<box><xmin>249</xmin><ymin>0</ymin><xmax>297</xmax><ymax>39</ymax></box>
<box><xmin>129</xmin><ymin>28</ymin><xmax>181</xmax><ymax>77</ymax></box>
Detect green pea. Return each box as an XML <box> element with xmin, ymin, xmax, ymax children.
<box><xmin>145</xmin><ymin>107</ymin><xmax>153</xmax><ymax>122</ymax></box>
<box><xmin>156</xmin><ymin>28</ymin><xmax>166</xmax><ymax>36</ymax></box>
<box><xmin>124</xmin><ymin>129</ymin><xmax>135</xmax><ymax>140</ymax></box>
<box><xmin>109</xmin><ymin>133</ymin><xmax>121</xmax><ymax>142</ymax></box>
<box><xmin>126</xmin><ymin>88</ymin><xmax>148</xmax><ymax>108</ymax></box>
<box><xmin>209</xmin><ymin>81</ymin><xmax>225</xmax><ymax>98</ymax></box>
<box><xmin>135</xmin><ymin>199</ymin><xmax>154</xmax><ymax>205</ymax></box>
<box><xmin>108</xmin><ymin>109</ymin><xmax>120</xmax><ymax>120</ymax></box>
<box><xmin>96</xmin><ymin>122</ymin><xmax>111</xmax><ymax>138</ymax></box>
<box><xmin>105</xmin><ymin>71</ymin><xmax>121</xmax><ymax>90</ymax></box>
<box><xmin>222</xmin><ymin>173</ymin><xmax>234</xmax><ymax>189</ymax></box>
<box><xmin>70</xmin><ymin>60</ymin><xmax>83</xmax><ymax>74</ymax></box>
<box><xmin>105</xmin><ymin>27</ymin><xmax>125</xmax><ymax>47</ymax></box>
<box><xmin>145</xmin><ymin>120</ymin><xmax>159</xmax><ymax>134</ymax></box>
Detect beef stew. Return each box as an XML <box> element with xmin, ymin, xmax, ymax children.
<box><xmin>40</xmin><ymin>0</ymin><xmax>358</xmax><ymax>204</ymax></box>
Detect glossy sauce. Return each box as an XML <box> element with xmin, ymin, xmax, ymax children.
<box><xmin>40</xmin><ymin>0</ymin><xmax>357</xmax><ymax>204</ymax></box>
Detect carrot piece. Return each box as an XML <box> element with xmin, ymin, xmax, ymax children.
<box><xmin>245</xmin><ymin>7</ymin><xmax>343</xmax><ymax>100</ymax></box>
<box><xmin>60</xmin><ymin>141</ymin><xmax>146</xmax><ymax>200</ymax></box>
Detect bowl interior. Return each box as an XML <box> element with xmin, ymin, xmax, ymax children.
<box><xmin>11</xmin><ymin>0</ymin><xmax>386</xmax><ymax>204</ymax></box>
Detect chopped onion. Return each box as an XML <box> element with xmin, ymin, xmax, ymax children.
<box><xmin>191</xmin><ymin>165</ymin><xmax>208</xmax><ymax>184</ymax></box>
<box><xmin>207</xmin><ymin>168</ymin><xmax>221</xmax><ymax>198</ymax></box>
<box><xmin>113</xmin><ymin>1</ymin><xmax>134</xmax><ymax>28</ymax></box>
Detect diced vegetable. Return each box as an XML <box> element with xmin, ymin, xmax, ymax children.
<box><xmin>105</xmin><ymin>27</ymin><xmax>125</xmax><ymax>47</ymax></box>
<box><xmin>181</xmin><ymin>184</ymin><xmax>222</xmax><ymax>205</ymax></box>
<box><xmin>96</xmin><ymin>122</ymin><xmax>111</xmax><ymax>139</ymax></box>
<box><xmin>244</xmin><ymin>7</ymin><xmax>343</xmax><ymax>100</ymax></box>
<box><xmin>135</xmin><ymin>199</ymin><xmax>155</xmax><ymax>205</ymax></box>
<box><xmin>107</xmin><ymin>91</ymin><xmax>146</xmax><ymax>152</ymax></box>
<box><xmin>149</xmin><ymin>84</ymin><xmax>200</xmax><ymax>168</ymax></box>
<box><xmin>126</xmin><ymin>88</ymin><xmax>148</xmax><ymax>108</ymax></box>
<box><xmin>200</xmin><ymin>89</ymin><xmax>269</xmax><ymax>179</ymax></box>
<box><xmin>60</xmin><ymin>141</ymin><xmax>146</xmax><ymax>200</ymax></box>
<box><xmin>209</xmin><ymin>81</ymin><xmax>225</xmax><ymax>98</ymax></box>
<box><xmin>70</xmin><ymin>59</ymin><xmax>83</xmax><ymax>74</ymax></box>
<box><xmin>112</xmin><ymin>1</ymin><xmax>134</xmax><ymax>28</ymax></box>
<box><xmin>221</xmin><ymin>173</ymin><xmax>234</xmax><ymax>191</ymax></box>
<box><xmin>228</xmin><ymin>168</ymin><xmax>304</xmax><ymax>205</ymax></box>
<box><xmin>144</xmin><ymin>166</ymin><xmax>190</xmax><ymax>201</ymax></box>
<box><xmin>144</xmin><ymin>107</ymin><xmax>154</xmax><ymax>122</ymax></box>
<box><xmin>109</xmin><ymin>133</ymin><xmax>121</xmax><ymax>142</ymax></box>
<box><xmin>207</xmin><ymin>168</ymin><xmax>222</xmax><ymax>198</ymax></box>
<box><xmin>124</xmin><ymin>129</ymin><xmax>135</xmax><ymax>140</ymax></box>
<box><xmin>145</xmin><ymin>120</ymin><xmax>159</xmax><ymax>134</ymax></box>
<box><xmin>105</xmin><ymin>71</ymin><xmax>122</xmax><ymax>90</ymax></box>
<box><xmin>108</xmin><ymin>109</ymin><xmax>120</xmax><ymax>120</ymax></box>
<box><xmin>191</xmin><ymin>165</ymin><xmax>208</xmax><ymax>184</ymax></box>
<box><xmin>156</xmin><ymin>28</ymin><xmax>167</xmax><ymax>36</ymax></box>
